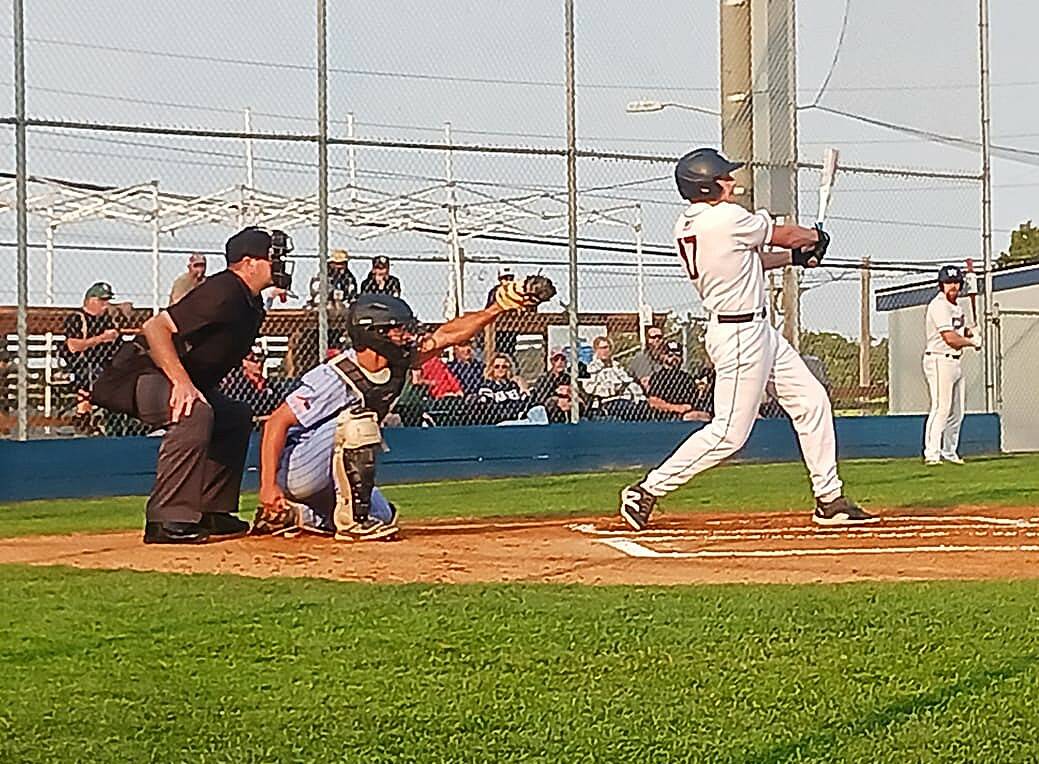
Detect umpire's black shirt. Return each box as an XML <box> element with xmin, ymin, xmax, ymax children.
<box><xmin>164</xmin><ymin>270</ymin><xmax>265</xmax><ymax>391</ymax></box>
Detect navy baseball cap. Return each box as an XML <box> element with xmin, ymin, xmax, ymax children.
<box><xmin>225</xmin><ymin>227</ymin><xmax>272</xmax><ymax>264</ymax></box>
<box><xmin>664</xmin><ymin>340</ymin><xmax>682</xmax><ymax>356</ymax></box>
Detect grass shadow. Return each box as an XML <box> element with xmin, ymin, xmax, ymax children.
<box><xmin>743</xmin><ymin>655</ymin><xmax>1039</xmax><ymax>764</ymax></box>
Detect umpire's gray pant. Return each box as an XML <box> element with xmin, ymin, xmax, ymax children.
<box><xmin>135</xmin><ymin>375</ymin><xmax>253</xmax><ymax>523</ymax></box>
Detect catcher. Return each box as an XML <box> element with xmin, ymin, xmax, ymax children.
<box><xmin>253</xmin><ymin>274</ymin><xmax>556</xmax><ymax>540</ymax></box>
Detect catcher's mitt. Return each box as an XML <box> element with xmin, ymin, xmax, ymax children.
<box><xmin>250</xmin><ymin>501</ymin><xmax>301</xmax><ymax>536</ymax></box>
<box><xmin>791</xmin><ymin>223</ymin><xmax>830</xmax><ymax>267</ymax></box>
<box><xmin>495</xmin><ymin>274</ymin><xmax>557</xmax><ymax>311</ymax></box>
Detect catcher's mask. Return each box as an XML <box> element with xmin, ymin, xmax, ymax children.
<box><xmin>225</xmin><ymin>226</ymin><xmax>295</xmax><ymax>291</ymax></box>
<box><xmin>347</xmin><ymin>293</ymin><xmax>420</xmax><ymax>365</ymax></box>
<box><xmin>675</xmin><ymin>147</ymin><xmax>744</xmax><ymax>202</ymax></box>
<box><xmin>938</xmin><ymin>264</ymin><xmax>964</xmax><ymax>287</ymax></box>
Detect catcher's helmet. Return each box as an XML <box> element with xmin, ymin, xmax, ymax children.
<box><xmin>938</xmin><ymin>264</ymin><xmax>964</xmax><ymax>286</ymax></box>
<box><xmin>675</xmin><ymin>148</ymin><xmax>745</xmax><ymax>202</ymax></box>
<box><xmin>347</xmin><ymin>294</ymin><xmax>420</xmax><ymax>365</ymax></box>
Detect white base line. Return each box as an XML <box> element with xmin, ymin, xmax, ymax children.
<box><xmin>597</xmin><ymin>538</ymin><xmax>1039</xmax><ymax>560</ymax></box>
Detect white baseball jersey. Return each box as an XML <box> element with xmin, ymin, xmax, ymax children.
<box><xmin>672</xmin><ymin>201</ymin><xmax>774</xmax><ymax>315</ymax></box>
<box><xmin>924</xmin><ymin>293</ymin><xmax>966</xmax><ymax>355</ymax></box>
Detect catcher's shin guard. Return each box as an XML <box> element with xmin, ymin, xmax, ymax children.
<box><xmin>331</xmin><ymin>407</ymin><xmax>383</xmax><ymax>529</ymax></box>
<box><xmin>333</xmin><ymin>443</ymin><xmax>379</xmax><ymax>528</ymax></box>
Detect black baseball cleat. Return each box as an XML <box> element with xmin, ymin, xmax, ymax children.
<box><xmin>812</xmin><ymin>496</ymin><xmax>878</xmax><ymax>527</ymax></box>
<box><xmin>199</xmin><ymin>512</ymin><xmax>250</xmax><ymax>539</ymax></box>
<box><xmin>619</xmin><ymin>484</ymin><xmax>657</xmax><ymax>531</ymax></box>
<box><xmin>143</xmin><ymin>521</ymin><xmax>210</xmax><ymax>545</ymax></box>
<box><xmin>335</xmin><ymin>516</ymin><xmax>400</xmax><ymax>542</ymax></box>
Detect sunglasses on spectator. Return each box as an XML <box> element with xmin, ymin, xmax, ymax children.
<box><xmin>648</xmin><ymin>333</ymin><xmax>662</xmax><ymax>339</ymax></box>
<box><xmin>492</xmin><ymin>362</ymin><xmax>511</xmax><ymax>369</ymax></box>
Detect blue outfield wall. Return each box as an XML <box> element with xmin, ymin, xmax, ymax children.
<box><xmin>0</xmin><ymin>414</ymin><xmax>1001</xmax><ymax>503</ymax></box>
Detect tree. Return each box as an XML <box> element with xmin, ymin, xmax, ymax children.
<box><xmin>998</xmin><ymin>220</ymin><xmax>1039</xmax><ymax>267</ymax></box>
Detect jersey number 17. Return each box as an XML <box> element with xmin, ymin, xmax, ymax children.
<box><xmin>677</xmin><ymin>235</ymin><xmax>699</xmax><ymax>280</ymax></box>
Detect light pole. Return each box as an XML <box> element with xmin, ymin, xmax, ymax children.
<box><xmin>625</xmin><ymin>100</ymin><xmax>720</xmax><ymax>117</ymax></box>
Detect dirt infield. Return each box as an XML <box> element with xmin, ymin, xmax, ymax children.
<box><xmin>3</xmin><ymin>506</ymin><xmax>1039</xmax><ymax>585</ymax></box>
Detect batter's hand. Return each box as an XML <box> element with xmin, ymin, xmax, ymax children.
<box><xmin>792</xmin><ymin>224</ymin><xmax>830</xmax><ymax>268</ymax></box>
<box><xmin>169</xmin><ymin>379</ymin><xmax>207</xmax><ymax>423</ymax></box>
<box><xmin>969</xmin><ymin>336</ymin><xmax>982</xmax><ymax>350</ymax></box>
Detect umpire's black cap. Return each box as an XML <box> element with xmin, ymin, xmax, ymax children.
<box><xmin>225</xmin><ymin>227</ymin><xmax>272</xmax><ymax>264</ymax></box>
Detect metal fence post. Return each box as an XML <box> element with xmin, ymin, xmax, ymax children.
<box><xmin>316</xmin><ymin>0</ymin><xmax>330</xmax><ymax>359</ymax></box>
<box><xmin>564</xmin><ymin>0</ymin><xmax>579</xmax><ymax>424</ymax></box>
<box><xmin>14</xmin><ymin>0</ymin><xmax>29</xmax><ymax>441</ymax></box>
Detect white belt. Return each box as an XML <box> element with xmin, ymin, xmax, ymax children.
<box><xmin>925</xmin><ymin>351</ymin><xmax>962</xmax><ymax>360</ymax></box>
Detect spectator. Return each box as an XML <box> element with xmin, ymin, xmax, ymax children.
<box><xmin>581</xmin><ymin>335</ymin><xmax>647</xmax><ymax>420</ymax></box>
<box><xmin>647</xmin><ymin>340</ymin><xmax>712</xmax><ymax>422</ymax></box>
<box><xmin>476</xmin><ymin>353</ymin><xmax>529</xmax><ymax>423</ymax></box>
<box><xmin>627</xmin><ymin>326</ymin><xmax>666</xmax><ymax>390</ymax></box>
<box><xmin>446</xmin><ymin>340</ymin><xmax>484</xmax><ymax>396</ymax></box>
<box><xmin>418</xmin><ymin>355</ymin><xmax>463</xmax><ymax>400</ymax></box>
<box><xmin>0</xmin><ymin>347</ymin><xmax>11</xmax><ymax>414</ymax></box>
<box><xmin>169</xmin><ymin>254</ymin><xmax>207</xmax><ymax>305</ymax></box>
<box><xmin>544</xmin><ymin>382</ymin><xmax>574</xmax><ymax>424</ymax></box>
<box><xmin>220</xmin><ymin>346</ymin><xmax>285</xmax><ymax>419</ymax></box>
<box><xmin>360</xmin><ymin>255</ymin><xmax>402</xmax><ymax>297</ymax></box>
<box><xmin>308</xmin><ymin>248</ymin><xmax>358</xmax><ymax>308</ymax></box>
<box><xmin>529</xmin><ymin>349</ymin><xmax>571</xmax><ymax>407</ymax></box>
<box><xmin>484</xmin><ymin>267</ymin><xmax>518</xmax><ymax>356</ymax></box>
<box><xmin>62</xmin><ymin>282</ymin><xmax>122</xmax><ymax>432</ymax></box>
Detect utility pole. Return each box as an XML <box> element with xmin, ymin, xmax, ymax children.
<box><xmin>719</xmin><ymin>0</ymin><xmax>753</xmax><ymax>207</ymax></box>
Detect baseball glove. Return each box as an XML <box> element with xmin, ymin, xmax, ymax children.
<box><xmin>250</xmin><ymin>501</ymin><xmax>301</xmax><ymax>536</ymax></box>
<box><xmin>495</xmin><ymin>274</ymin><xmax>557</xmax><ymax>311</ymax></box>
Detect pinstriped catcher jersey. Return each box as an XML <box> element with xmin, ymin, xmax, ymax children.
<box><xmin>672</xmin><ymin>201</ymin><xmax>774</xmax><ymax>315</ymax></box>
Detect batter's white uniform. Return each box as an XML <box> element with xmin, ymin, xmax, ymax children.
<box><xmin>922</xmin><ymin>293</ymin><xmax>967</xmax><ymax>462</ymax></box>
<box><xmin>640</xmin><ymin>201</ymin><xmax>843</xmax><ymax>502</ymax></box>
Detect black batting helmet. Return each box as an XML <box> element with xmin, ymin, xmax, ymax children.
<box><xmin>938</xmin><ymin>264</ymin><xmax>964</xmax><ymax>286</ymax></box>
<box><xmin>675</xmin><ymin>148</ymin><xmax>745</xmax><ymax>202</ymax></box>
<box><xmin>347</xmin><ymin>294</ymin><xmax>420</xmax><ymax>365</ymax></box>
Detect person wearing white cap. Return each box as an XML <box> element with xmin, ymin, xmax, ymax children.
<box><xmin>169</xmin><ymin>254</ymin><xmax>207</xmax><ymax>305</ymax></box>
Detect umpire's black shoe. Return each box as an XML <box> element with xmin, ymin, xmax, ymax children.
<box><xmin>619</xmin><ymin>484</ymin><xmax>657</xmax><ymax>531</ymax></box>
<box><xmin>143</xmin><ymin>521</ymin><xmax>210</xmax><ymax>545</ymax></box>
<box><xmin>812</xmin><ymin>496</ymin><xmax>878</xmax><ymax>527</ymax></box>
<box><xmin>199</xmin><ymin>513</ymin><xmax>250</xmax><ymax>539</ymax></box>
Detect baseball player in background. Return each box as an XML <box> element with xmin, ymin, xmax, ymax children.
<box><xmin>619</xmin><ymin>147</ymin><xmax>873</xmax><ymax>530</ymax></box>
<box><xmin>252</xmin><ymin>276</ymin><xmax>555</xmax><ymax>541</ymax></box>
<box><xmin>922</xmin><ymin>265</ymin><xmax>981</xmax><ymax>465</ymax></box>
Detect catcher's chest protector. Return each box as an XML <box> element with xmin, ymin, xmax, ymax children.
<box><xmin>329</xmin><ymin>354</ymin><xmax>408</xmax><ymax>421</ymax></box>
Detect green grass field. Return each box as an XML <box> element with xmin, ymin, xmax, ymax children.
<box><xmin>3</xmin><ymin>454</ymin><xmax>1039</xmax><ymax>762</ymax></box>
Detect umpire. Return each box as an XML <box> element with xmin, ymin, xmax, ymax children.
<box><xmin>125</xmin><ymin>227</ymin><xmax>293</xmax><ymax>544</ymax></box>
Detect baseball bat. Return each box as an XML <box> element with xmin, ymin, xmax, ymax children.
<box><xmin>808</xmin><ymin>147</ymin><xmax>840</xmax><ymax>268</ymax></box>
<box><xmin>964</xmin><ymin>258</ymin><xmax>979</xmax><ymax>327</ymax></box>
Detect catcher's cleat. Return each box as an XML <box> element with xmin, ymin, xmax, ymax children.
<box><xmin>812</xmin><ymin>496</ymin><xmax>877</xmax><ymax>527</ymax></box>
<box><xmin>199</xmin><ymin>512</ymin><xmax>250</xmax><ymax>539</ymax></box>
<box><xmin>619</xmin><ymin>484</ymin><xmax>657</xmax><ymax>531</ymax></box>
<box><xmin>334</xmin><ymin>516</ymin><xmax>400</xmax><ymax>542</ymax></box>
<box><xmin>941</xmin><ymin>454</ymin><xmax>966</xmax><ymax>465</ymax></box>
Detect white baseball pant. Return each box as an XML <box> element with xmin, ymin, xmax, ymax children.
<box><xmin>641</xmin><ymin>316</ymin><xmax>843</xmax><ymax>501</ymax></box>
<box><xmin>922</xmin><ymin>353</ymin><xmax>964</xmax><ymax>462</ymax></box>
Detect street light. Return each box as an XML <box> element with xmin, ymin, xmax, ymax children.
<box><xmin>625</xmin><ymin>99</ymin><xmax>720</xmax><ymax>117</ymax></box>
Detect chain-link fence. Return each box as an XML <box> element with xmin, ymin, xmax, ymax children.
<box><xmin>1</xmin><ymin>0</ymin><xmax>999</xmax><ymax>441</ymax></box>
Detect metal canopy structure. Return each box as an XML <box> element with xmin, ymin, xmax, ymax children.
<box><xmin>0</xmin><ymin>170</ymin><xmax>648</xmax><ymax>322</ymax></box>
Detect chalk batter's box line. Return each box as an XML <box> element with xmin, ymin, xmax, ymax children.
<box><xmin>596</xmin><ymin>538</ymin><xmax>1039</xmax><ymax>560</ymax></box>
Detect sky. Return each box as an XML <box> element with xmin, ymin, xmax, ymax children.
<box><xmin>0</xmin><ymin>0</ymin><xmax>1034</xmax><ymax>340</ymax></box>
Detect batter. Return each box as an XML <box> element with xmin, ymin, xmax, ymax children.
<box><xmin>619</xmin><ymin>147</ymin><xmax>873</xmax><ymax>530</ymax></box>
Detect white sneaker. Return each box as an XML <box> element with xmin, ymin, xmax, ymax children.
<box><xmin>941</xmin><ymin>454</ymin><xmax>965</xmax><ymax>465</ymax></box>
<box><xmin>924</xmin><ymin>459</ymin><xmax>941</xmax><ymax>466</ymax></box>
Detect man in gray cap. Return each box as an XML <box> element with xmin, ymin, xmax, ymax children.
<box><xmin>168</xmin><ymin>253</ymin><xmax>207</xmax><ymax>305</ymax></box>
